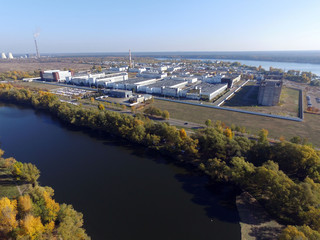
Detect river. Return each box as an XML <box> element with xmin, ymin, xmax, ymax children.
<box><xmin>157</xmin><ymin>57</ymin><xmax>320</xmax><ymax>76</ymax></box>
<box><xmin>0</xmin><ymin>103</ymin><xmax>240</xmax><ymax>240</ymax></box>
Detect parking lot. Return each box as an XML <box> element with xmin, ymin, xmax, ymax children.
<box><xmin>51</xmin><ymin>87</ymin><xmax>95</xmax><ymax>98</ymax></box>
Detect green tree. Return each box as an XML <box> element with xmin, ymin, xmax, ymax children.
<box><xmin>205</xmin><ymin>119</ymin><xmax>212</xmax><ymax>127</ymax></box>
<box><xmin>57</xmin><ymin>204</ymin><xmax>90</xmax><ymax>240</ymax></box>
<box><xmin>162</xmin><ymin>110</ymin><xmax>170</xmax><ymax>119</ymax></box>
<box><xmin>258</xmin><ymin>128</ymin><xmax>269</xmax><ymax>144</ymax></box>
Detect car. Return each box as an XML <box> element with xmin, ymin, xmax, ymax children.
<box><xmin>184</xmin><ymin>122</ymin><xmax>188</xmax><ymax>125</ymax></box>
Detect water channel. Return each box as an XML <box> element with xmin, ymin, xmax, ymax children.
<box><xmin>0</xmin><ymin>103</ymin><xmax>240</xmax><ymax>240</ymax></box>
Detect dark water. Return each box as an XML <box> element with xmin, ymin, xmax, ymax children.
<box><xmin>0</xmin><ymin>103</ymin><xmax>240</xmax><ymax>240</ymax></box>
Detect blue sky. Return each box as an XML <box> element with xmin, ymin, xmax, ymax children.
<box><xmin>1</xmin><ymin>0</ymin><xmax>320</xmax><ymax>53</ymax></box>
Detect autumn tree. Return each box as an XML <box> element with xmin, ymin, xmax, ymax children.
<box><xmin>98</xmin><ymin>103</ymin><xmax>105</xmax><ymax>111</ymax></box>
<box><xmin>223</xmin><ymin>128</ymin><xmax>233</xmax><ymax>140</ymax></box>
<box><xmin>57</xmin><ymin>204</ymin><xmax>90</xmax><ymax>240</ymax></box>
<box><xmin>18</xmin><ymin>195</ymin><xmax>33</xmax><ymax>216</ymax></box>
<box><xmin>279</xmin><ymin>226</ymin><xmax>307</xmax><ymax>240</ymax></box>
<box><xmin>0</xmin><ymin>197</ymin><xmax>18</xmax><ymax>234</ymax></box>
<box><xmin>19</xmin><ymin>214</ymin><xmax>44</xmax><ymax>240</ymax></box>
<box><xmin>12</xmin><ymin>162</ymin><xmax>40</xmax><ymax>185</ymax></box>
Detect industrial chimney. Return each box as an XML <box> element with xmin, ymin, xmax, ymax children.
<box><xmin>34</xmin><ymin>38</ymin><xmax>40</xmax><ymax>58</ymax></box>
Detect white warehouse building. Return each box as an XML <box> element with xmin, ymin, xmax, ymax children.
<box><xmin>107</xmin><ymin>78</ymin><xmax>159</xmax><ymax>91</ymax></box>
<box><xmin>137</xmin><ymin>70</ymin><xmax>167</xmax><ymax>79</ymax></box>
<box><xmin>202</xmin><ymin>74</ymin><xmax>225</xmax><ymax>83</ymax></box>
<box><xmin>138</xmin><ymin>79</ymin><xmax>188</xmax><ymax>97</ymax></box>
<box><xmin>41</xmin><ymin>70</ymin><xmax>73</xmax><ymax>82</ymax></box>
<box><xmin>187</xmin><ymin>83</ymin><xmax>228</xmax><ymax>100</ymax></box>
<box><xmin>66</xmin><ymin>72</ymin><xmax>128</xmax><ymax>86</ymax></box>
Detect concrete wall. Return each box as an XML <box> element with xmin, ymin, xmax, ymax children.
<box><xmin>258</xmin><ymin>80</ymin><xmax>282</xmax><ymax>106</ymax></box>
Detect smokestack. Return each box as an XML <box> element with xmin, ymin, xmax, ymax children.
<box><xmin>34</xmin><ymin>38</ymin><xmax>40</xmax><ymax>58</ymax></box>
<box><xmin>129</xmin><ymin>49</ymin><xmax>132</xmax><ymax>68</ymax></box>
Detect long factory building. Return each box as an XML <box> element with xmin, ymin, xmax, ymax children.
<box><xmin>107</xmin><ymin>77</ymin><xmax>228</xmax><ymax>100</ymax></box>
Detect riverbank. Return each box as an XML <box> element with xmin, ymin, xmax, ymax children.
<box><xmin>0</xmin><ymin>149</ymin><xmax>90</xmax><ymax>239</ymax></box>
<box><xmin>236</xmin><ymin>192</ymin><xmax>284</xmax><ymax>240</ymax></box>
<box><xmin>0</xmin><ymin>103</ymin><xmax>242</xmax><ymax>240</ymax></box>
<box><xmin>2</xmin><ymin>84</ymin><xmax>320</xmax><ymax>239</ymax></box>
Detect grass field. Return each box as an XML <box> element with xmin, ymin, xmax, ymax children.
<box><xmin>152</xmin><ymin>99</ymin><xmax>320</xmax><ymax>146</ymax></box>
<box><xmin>0</xmin><ymin>168</ymin><xmax>31</xmax><ymax>199</ymax></box>
<box><xmin>12</xmin><ymin>81</ymin><xmax>62</xmax><ymax>91</ymax></box>
<box><xmin>0</xmin><ymin>58</ymin><xmax>91</xmax><ymax>72</ymax></box>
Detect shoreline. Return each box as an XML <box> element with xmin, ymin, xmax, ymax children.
<box><xmin>236</xmin><ymin>192</ymin><xmax>284</xmax><ymax>240</ymax></box>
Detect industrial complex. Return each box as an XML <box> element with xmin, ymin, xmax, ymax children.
<box><xmin>37</xmin><ymin>62</ymin><xmax>241</xmax><ymax>101</ymax></box>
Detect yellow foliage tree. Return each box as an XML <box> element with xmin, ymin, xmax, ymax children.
<box><xmin>20</xmin><ymin>214</ymin><xmax>44</xmax><ymax>240</ymax></box>
<box><xmin>18</xmin><ymin>195</ymin><xmax>32</xmax><ymax>215</ymax></box>
<box><xmin>43</xmin><ymin>191</ymin><xmax>60</xmax><ymax>222</ymax></box>
<box><xmin>223</xmin><ymin>128</ymin><xmax>233</xmax><ymax>140</ymax></box>
<box><xmin>0</xmin><ymin>197</ymin><xmax>18</xmax><ymax>234</ymax></box>
<box><xmin>98</xmin><ymin>103</ymin><xmax>105</xmax><ymax>111</ymax></box>
<box><xmin>279</xmin><ymin>225</ymin><xmax>307</xmax><ymax>240</ymax></box>
<box><xmin>44</xmin><ymin>221</ymin><xmax>55</xmax><ymax>233</ymax></box>
<box><xmin>2</xmin><ymin>157</ymin><xmax>16</xmax><ymax>168</ymax></box>
<box><xmin>179</xmin><ymin>128</ymin><xmax>187</xmax><ymax>139</ymax></box>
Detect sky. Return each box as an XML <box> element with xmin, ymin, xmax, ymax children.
<box><xmin>1</xmin><ymin>0</ymin><xmax>320</xmax><ymax>53</ymax></box>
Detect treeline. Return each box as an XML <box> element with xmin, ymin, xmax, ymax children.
<box><xmin>1</xmin><ymin>83</ymin><xmax>320</xmax><ymax>239</ymax></box>
<box><xmin>0</xmin><ymin>71</ymin><xmax>39</xmax><ymax>81</ymax></box>
<box><xmin>143</xmin><ymin>106</ymin><xmax>170</xmax><ymax>119</ymax></box>
<box><xmin>0</xmin><ymin>150</ymin><xmax>89</xmax><ymax>240</ymax></box>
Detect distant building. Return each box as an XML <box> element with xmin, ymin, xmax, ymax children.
<box><xmin>202</xmin><ymin>74</ymin><xmax>224</xmax><ymax>83</ymax></box>
<box><xmin>137</xmin><ymin>70</ymin><xmax>167</xmax><ymax>79</ymax></box>
<box><xmin>107</xmin><ymin>78</ymin><xmax>159</xmax><ymax>91</ymax></box>
<box><xmin>221</xmin><ymin>74</ymin><xmax>241</xmax><ymax>88</ymax></box>
<box><xmin>139</xmin><ymin>79</ymin><xmax>188</xmax><ymax>97</ymax></box>
<box><xmin>258</xmin><ymin>79</ymin><xmax>282</xmax><ymax>106</ymax></box>
<box><xmin>170</xmin><ymin>76</ymin><xmax>198</xmax><ymax>83</ymax></box>
<box><xmin>184</xmin><ymin>83</ymin><xmax>227</xmax><ymax>100</ymax></box>
<box><xmin>108</xmin><ymin>67</ymin><xmax>127</xmax><ymax>72</ymax></box>
<box><xmin>7</xmin><ymin>53</ymin><xmax>14</xmax><ymax>59</ymax></box>
<box><xmin>41</xmin><ymin>70</ymin><xmax>73</xmax><ymax>82</ymax></box>
<box><xmin>108</xmin><ymin>89</ymin><xmax>132</xmax><ymax>98</ymax></box>
<box><xmin>1</xmin><ymin>53</ymin><xmax>7</xmax><ymax>59</ymax></box>
<box><xmin>66</xmin><ymin>72</ymin><xmax>128</xmax><ymax>86</ymax></box>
